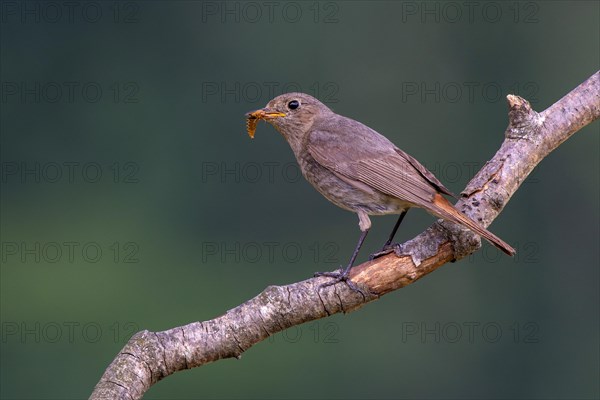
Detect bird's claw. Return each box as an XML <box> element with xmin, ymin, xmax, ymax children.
<box><xmin>314</xmin><ymin>268</ymin><xmax>370</xmax><ymax>297</ymax></box>
<box><xmin>369</xmin><ymin>243</ymin><xmax>405</xmax><ymax>260</ymax></box>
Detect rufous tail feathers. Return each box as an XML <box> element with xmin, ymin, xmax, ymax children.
<box><xmin>431</xmin><ymin>193</ymin><xmax>516</xmax><ymax>256</ymax></box>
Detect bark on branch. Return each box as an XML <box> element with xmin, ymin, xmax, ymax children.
<box><xmin>90</xmin><ymin>71</ymin><xmax>600</xmax><ymax>399</ymax></box>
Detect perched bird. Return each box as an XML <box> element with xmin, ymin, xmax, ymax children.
<box><xmin>246</xmin><ymin>93</ymin><xmax>515</xmax><ymax>291</ymax></box>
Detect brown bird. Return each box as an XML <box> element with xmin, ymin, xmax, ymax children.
<box><xmin>246</xmin><ymin>93</ymin><xmax>515</xmax><ymax>291</ymax></box>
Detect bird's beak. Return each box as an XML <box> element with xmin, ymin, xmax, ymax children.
<box><xmin>245</xmin><ymin>108</ymin><xmax>286</xmax><ymax>139</ymax></box>
<box><xmin>245</xmin><ymin>109</ymin><xmax>286</xmax><ymax>120</ymax></box>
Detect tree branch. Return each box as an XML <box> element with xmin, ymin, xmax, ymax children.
<box><xmin>90</xmin><ymin>71</ymin><xmax>600</xmax><ymax>400</ymax></box>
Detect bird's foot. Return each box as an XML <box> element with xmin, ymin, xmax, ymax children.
<box><xmin>314</xmin><ymin>268</ymin><xmax>369</xmax><ymax>297</ymax></box>
<box><xmin>369</xmin><ymin>243</ymin><xmax>405</xmax><ymax>260</ymax></box>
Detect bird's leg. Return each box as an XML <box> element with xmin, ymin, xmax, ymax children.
<box><xmin>315</xmin><ymin>211</ymin><xmax>371</xmax><ymax>295</ymax></box>
<box><xmin>384</xmin><ymin>210</ymin><xmax>408</xmax><ymax>247</ymax></box>
<box><xmin>314</xmin><ymin>229</ymin><xmax>369</xmax><ymax>295</ymax></box>
<box><xmin>370</xmin><ymin>210</ymin><xmax>408</xmax><ymax>259</ymax></box>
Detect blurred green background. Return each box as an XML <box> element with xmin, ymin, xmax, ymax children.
<box><xmin>1</xmin><ymin>1</ymin><xmax>598</xmax><ymax>399</ymax></box>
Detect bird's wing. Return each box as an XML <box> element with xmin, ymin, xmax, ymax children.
<box><xmin>306</xmin><ymin>126</ymin><xmax>455</xmax><ymax>210</ymax></box>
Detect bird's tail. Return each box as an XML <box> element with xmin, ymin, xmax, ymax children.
<box><xmin>431</xmin><ymin>193</ymin><xmax>516</xmax><ymax>256</ymax></box>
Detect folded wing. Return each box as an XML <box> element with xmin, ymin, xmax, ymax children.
<box><xmin>307</xmin><ymin>127</ymin><xmax>454</xmax><ymax>210</ymax></box>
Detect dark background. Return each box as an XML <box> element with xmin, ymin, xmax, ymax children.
<box><xmin>1</xmin><ymin>1</ymin><xmax>598</xmax><ymax>399</ymax></box>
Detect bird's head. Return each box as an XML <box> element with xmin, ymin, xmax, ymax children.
<box><xmin>245</xmin><ymin>93</ymin><xmax>332</xmax><ymax>146</ymax></box>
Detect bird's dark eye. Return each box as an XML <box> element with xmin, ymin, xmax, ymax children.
<box><xmin>288</xmin><ymin>100</ymin><xmax>300</xmax><ymax>110</ymax></box>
